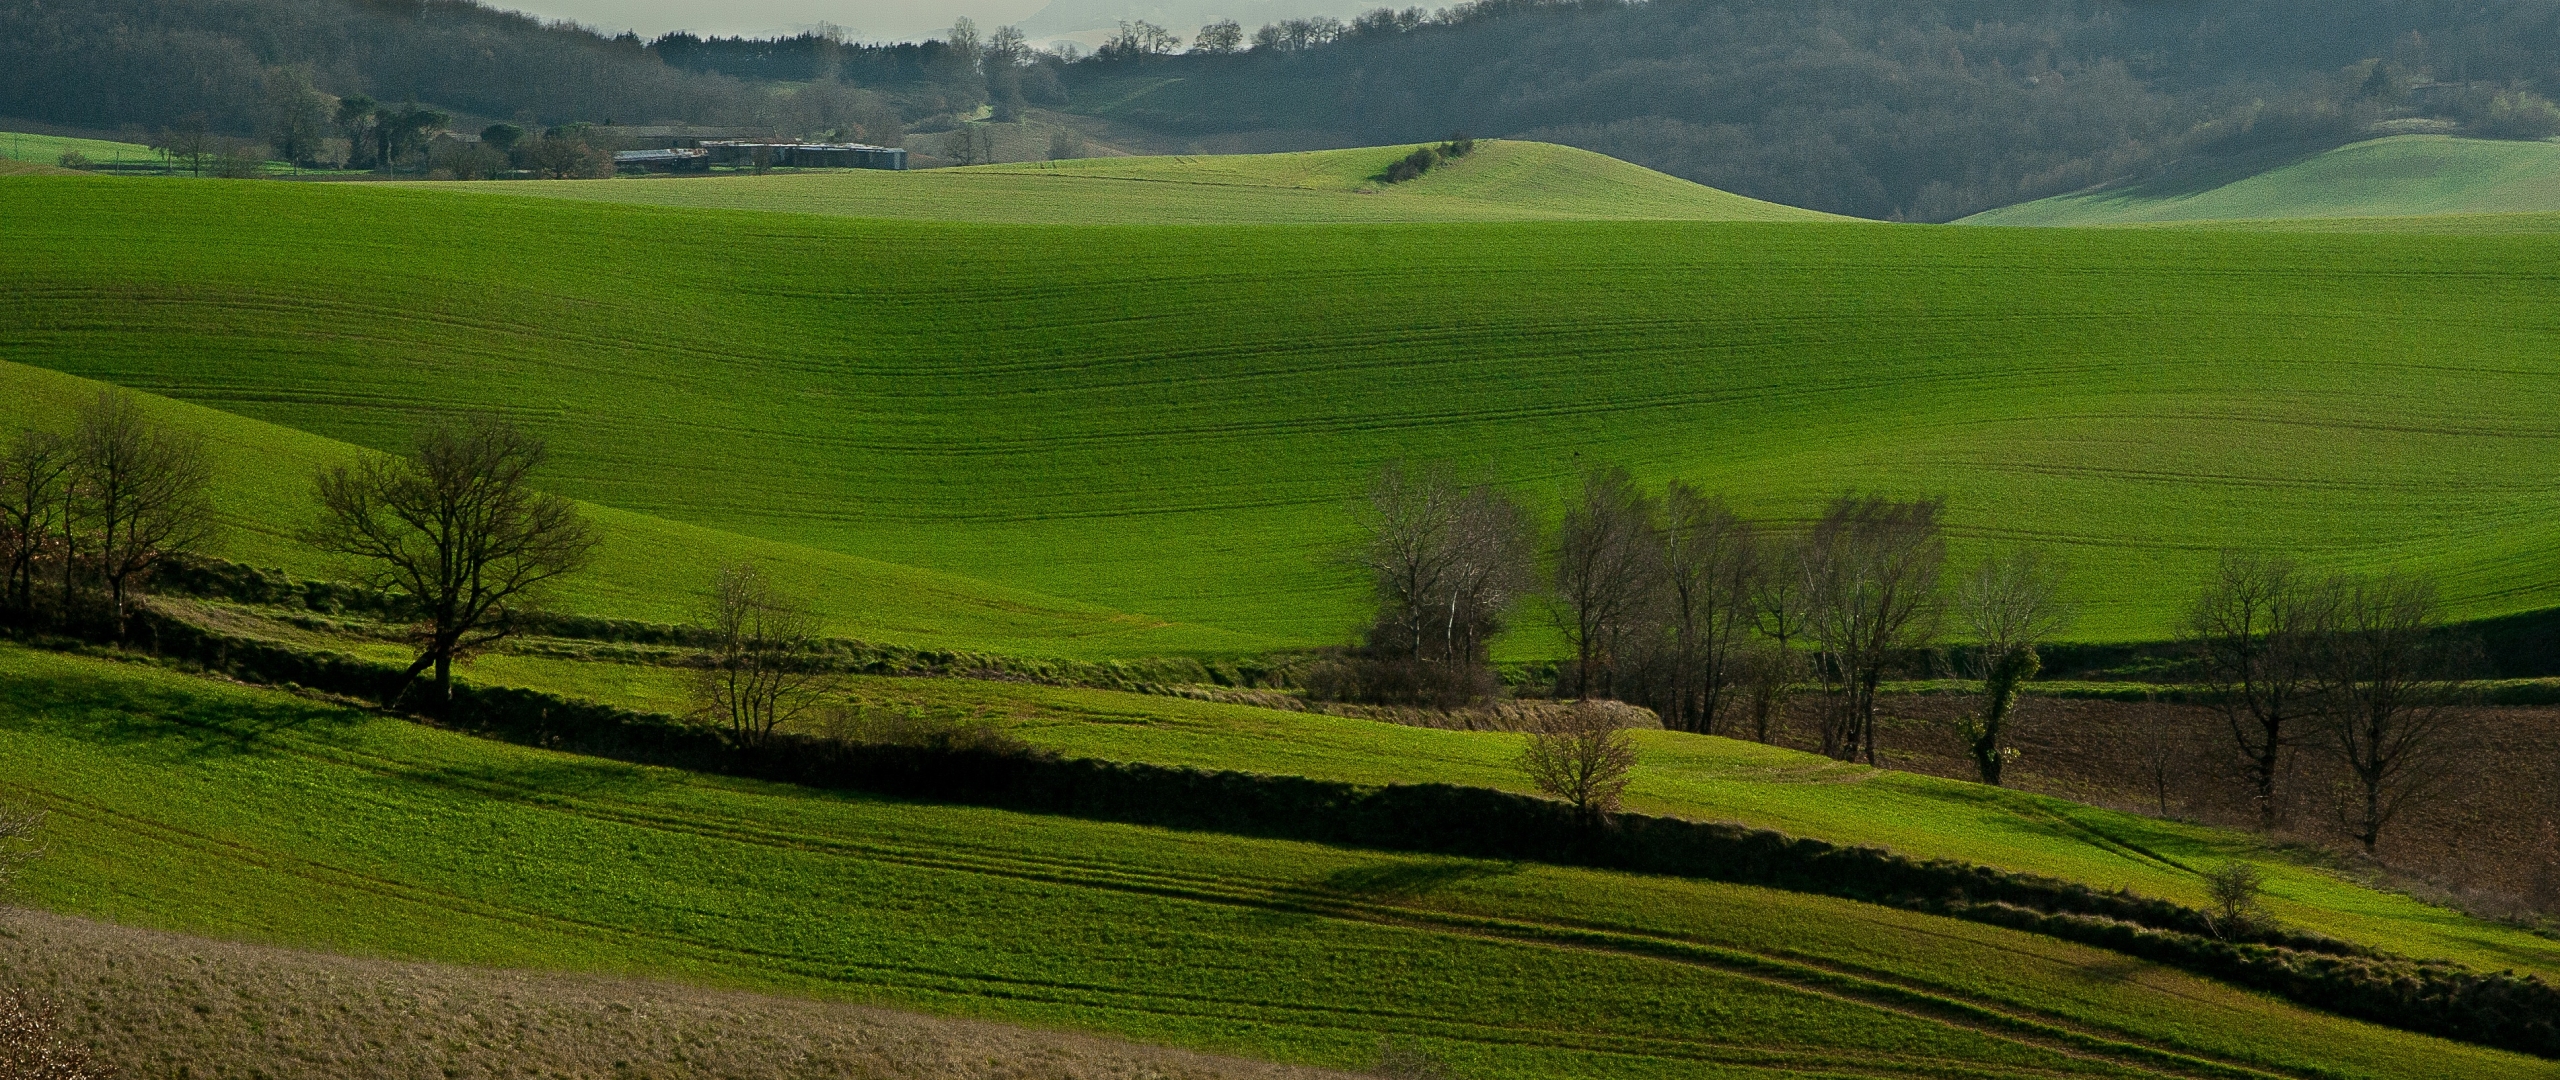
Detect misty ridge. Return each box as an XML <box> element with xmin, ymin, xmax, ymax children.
<box><xmin>6</xmin><ymin>0</ymin><xmax>2559</xmax><ymax>218</ymax></box>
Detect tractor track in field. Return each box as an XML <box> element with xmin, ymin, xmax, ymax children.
<box><xmin>11</xmin><ymin>714</ymin><xmax>2341</xmax><ymax>1080</ymax></box>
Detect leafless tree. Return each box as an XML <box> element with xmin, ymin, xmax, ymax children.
<box><xmin>0</xmin><ymin>430</ymin><xmax>72</xmax><ymax>622</ymax></box>
<box><xmin>306</xmin><ymin>418</ymin><xmax>598</xmax><ymax>714</ymax></box>
<box><xmin>1952</xmin><ymin>547</ymin><xmax>2074</xmax><ymax>785</ymax></box>
<box><xmin>1345</xmin><ymin>461</ymin><xmax>1532</xmax><ymax>706</ymax></box>
<box><xmin>1741</xmin><ymin>530</ymin><xmax>1811</xmax><ymax>743</ymax></box>
<box><xmin>692</xmin><ymin>563</ymin><xmax>834</xmax><ymax>746</ymax></box>
<box><xmin>1647</xmin><ymin>483</ymin><xmax>1759</xmax><ymax>734</ymax></box>
<box><xmin>70</xmin><ymin>393</ymin><xmax>216</xmax><ymax>637</ymax></box>
<box><xmin>1799</xmin><ymin>495</ymin><xmax>1946</xmax><ymax>763</ymax></box>
<box><xmin>2313</xmin><ymin>572</ymin><xmax>2469</xmax><ymax>853</ymax></box>
<box><xmin>2182</xmin><ymin>553</ymin><xmax>2332</xmax><ymax>827</ymax></box>
<box><xmin>1552</xmin><ymin>466</ymin><xmax>1661</xmax><ymax>700</ymax></box>
<box><xmin>1518</xmin><ymin>700</ymin><xmax>1639</xmax><ymax>822</ymax></box>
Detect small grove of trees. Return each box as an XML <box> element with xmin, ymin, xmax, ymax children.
<box><xmin>690</xmin><ymin>562</ymin><xmax>834</xmax><ymax>746</ymax></box>
<box><xmin>1325</xmin><ymin>461</ymin><xmax>1534</xmax><ymax>708</ymax></box>
<box><xmin>1341</xmin><ymin>463</ymin><xmax>2066</xmax><ymax>776</ymax></box>
<box><xmin>305</xmin><ymin>418</ymin><xmax>599</xmax><ymax>714</ymax></box>
<box><xmin>2183</xmin><ymin>554</ymin><xmax>2474</xmax><ymax>851</ymax></box>
<box><xmin>0</xmin><ymin>392</ymin><xmax>216</xmax><ymax>640</ymax></box>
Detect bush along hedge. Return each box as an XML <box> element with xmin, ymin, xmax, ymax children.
<box><xmin>115</xmin><ymin>605</ymin><xmax>2560</xmax><ymax>1059</ymax></box>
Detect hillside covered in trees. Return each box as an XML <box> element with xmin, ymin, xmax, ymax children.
<box><xmin>8</xmin><ymin>0</ymin><xmax>2560</xmax><ymax>217</ymax></box>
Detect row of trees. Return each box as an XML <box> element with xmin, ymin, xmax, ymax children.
<box><xmin>0</xmin><ymin>394</ymin><xmax>214</xmax><ymax>638</ymax></box>
<box><xmin>1348</xmin><ymin>461</ymin><xmax>2472</xmax><ymax>852</ymax></box>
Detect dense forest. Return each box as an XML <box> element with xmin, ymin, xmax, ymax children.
<box><xmin>7</xmin><ymin>0</ymin><xmax>2560</xmax><ymax>216</ymax></box>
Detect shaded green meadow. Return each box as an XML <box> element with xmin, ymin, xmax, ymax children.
<box><xmin>4</xmin><ymin>175</ymin><xmax>2559</xmax><ymax>653</ymax></box>
<box><xmin>0</xmin><ymin>645</ymin><xmax>2535</xmax><ymax>1080</ymax></box>
<box><xmin>431</xmin><ymin>649</ymin><xmax>2560</xmax><ymax>980</ymax></box>
<box><xmin>435</xmin><ymin>140</ymin><xmax>1839</xmax><ymax>224</ymax></box>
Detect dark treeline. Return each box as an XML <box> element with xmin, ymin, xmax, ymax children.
<box><xmin>1057</xmin><ymin>0</ymin><xmax>2560</xmax><ymax>219</ymax></box>
<box><xmin>0</xmin><ymin>0</ymin><xmax>753</xmax><ymax>136</ymax></box>
<box><xmin>1337</xmin><ymin>461</ymin><xmax>2478</xmax><ymax>855</ymax></box>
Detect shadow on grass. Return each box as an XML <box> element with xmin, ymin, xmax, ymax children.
<box><xmin>1322</xmin><ymin>858</ymin><xmax>1516</xmax><ymax>898</ymax></box>
<box><xmin>0</xmin><ymin>660</ymin><xmax>367</xmax><ymax>762</ymax></box>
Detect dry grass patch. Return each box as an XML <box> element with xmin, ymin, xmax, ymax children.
<box><xmin>0</xmin><ymin>909</ymin><xmax>1350</xmax><ymax>1080</ymax></box>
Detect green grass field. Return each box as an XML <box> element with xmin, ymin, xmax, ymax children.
<box><xmin>0</xmin><ymin>130</ymin><xmax>156</xmax><ymax>169</ymax></box>
<box><xmin>0</xmin><ymin>361</ymin><xmax>1249</xmax><ymax>657</ymax></box>
<box><xmin>6</xmin><ymin>174</ymin><xmax>2559</xmax><ymax>652</ymax></box>
<box><xmin>432</xmin><ymin>140</ymin><xmax>1842</xmax><ymax>224</ymax></box>
<box><xmin>413</xmin><ymin>648</ymin><xmax>2560</xmax><ymax>979</ymax></box>
<box><xmin>1</xmin><ymin>644</ymin><xmax>2536</xmax><ymax>1079</ymax></box>
<box><xmin>1964</xmin><ymin>135</ymin><xmax>2560</xmax><ymax>226</ymax></box>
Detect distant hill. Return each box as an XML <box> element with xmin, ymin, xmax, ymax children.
<box><xmin>442</xmin><ymin>140</ymin><xmax>1845</xmax><ymax>223</ymax></box>
<box><xmin>1964</xmin><ymin>135</ymin><xmax>2560</xmax><ymax>226</ymax></box>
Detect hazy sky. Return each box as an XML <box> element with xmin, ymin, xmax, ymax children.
<box><xmin>496</xmin><ymin>0</ymin><xmax>1049</xmax><ymax>42</ymax></box>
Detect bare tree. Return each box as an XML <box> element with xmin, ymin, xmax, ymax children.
<box><xmin>1518</xmin><ymin>701</ymin><xmax>1639</xmax><ymax>822</ymax></box>
<box><xmin>2314</xmin><ymin>572</ymin><xmax>2468</xmax><ymax>853</ymax></box>
<box><xmin>306</xmin><ymin>419</ymin><xmax>598</xmax><ymax>713</ymax></box>
<box><xmin>2183</xmin><ymin>553</ymin><xmax>2331</xmax><ymax>827</ymax></box>
<box><xmin>1649</xmin><ymin>483</ymin><xmax>1759</xmax><ymax>733</ymax></box>
<box><xmin>2200</xmin><ymin>859</ymin><xmax>2267</xmax><ymax>939</ymax></box>
<box><xmin>1552</xmin><ymin>466</ymin><xmax>1660</xmax><ymax>700</ymax></box>
<box><xmin>1741</xmin><ymin>530</ymin><xmax>1811</xmax><ymax>743</ymax></box>
<box><xmin>1344</xmin><ymin>462</ymin><xmax>1532</xmax><ymax>706</ymax></box>
<box><xmin>692</xmin><ymin>563</ymin><xmax>834</xmax><ymax>746</ymax></box>
<box><xmin>71</xmin><ymin>393</ymin><xmax>216</xmax><ymax>637</ymax></box>
<box><xmin>0</xmin><ymin>430</ymin><xmax>72</xmax><ymax>622</ymax></box>
<box><xmin>1952</xmin><ymin>547</ymin><xmax>2074</xmax><ymax>785</ymax></box>
<box><xmin>1800</xmin><ymin>495</ymin><xmax>1946</xmax><ymax>763</ymax></box>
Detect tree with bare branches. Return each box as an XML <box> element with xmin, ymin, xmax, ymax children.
<box><xmin>1800</xmin><ymin>495</ymin><xmax>1945</xmax><ymax>763</ymax></box>
<box><xmin>0</xmin><ymin>430</ymin><xmax>71</xmax><ymax>623</ymax></box>
<box><xmin>1648</xmin><ymin>483</ymin><xmax>1759</xmax><ymax>734</ymax></box>
<box><xmin>70</xmin><ymin>393</ymin><xmax>216</xmax><ymax>637</ymax></box>
<box><xmin>306</xmin><ymin>419</ymin><xmax>598</xmax><ymax>713</ymax></box>
<box><xmin>1552</xmin><ymin>466</ymin><xmax>1660</xmax><ymax>700</ymax></box>
<box><xmin>1518</xmin><ymin>700</ymin><xmax>1638</xmax><ymax>822</ymax></box>
<box><xmin>1741</xmin><ymin>530</ymin><xmax>1811</xmax><ymax>744</ymax></box>
<box><xmin>2314</xmin><ymin>572</ymin><xmax>2469</xmax><ymax>853</ymax></box>
<box><xmin>1952</xmin><ymin>547</ymin><xmax>2074</xmax><ymax>785</ymax></box>
<box><xmin>2182</xmin><ymin>553</ymin><xmax>2331</xmax><ymax>827</ymax></box>
<box><xmin>692</xmin><ymin>563</ymin><xmax>834</xmax><ymax>746</ymax></box>
<box><xmin>1345</xmin><ymin>461</ymin><xmax>1533</xmax><ymax>706</ymax></box>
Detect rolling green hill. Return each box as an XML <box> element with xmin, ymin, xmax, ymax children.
<box><xmin>2</xmin><ymin>643</ymin><xmax>2537</xmax><ymax>1079</ymax></box>
<box><xmin>5</xmin><ymin>175</ymin><xmax>2560</xmax><ymax>651</ymax></box>
<box><xmin>0</xmin><ymin>360</ymin><xmax>1253</xmax><ymax>657</ymax></box>
<box><xmin>434</xmin><ymin>140</ymin><xmax>1843</xmax><ymax>224</ymax></box>
<box><xmin>1964</xmin><ymin>135</ymin><xmax>2560</xmax><ymax>226</ymax></box>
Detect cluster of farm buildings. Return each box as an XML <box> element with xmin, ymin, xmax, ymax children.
<box><xmin>612</xmin><ymin>140</ymin><xmax>907</xmax><ymax>172</ymax></box>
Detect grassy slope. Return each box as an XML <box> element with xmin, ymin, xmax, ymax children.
<box><xmin>1965</xmin><ymin>135</ymin><xmax>2560</xmax><ymax>225</ymax></box>
<box><xmin>434</xmin><ymin>141</ymin><xmax>1840</xmax><ymax>224</ymax></box>
<box><xmin>0</xmin><ymin>130</ymin><xmax>154</xmax><ymax>167</ymax></box>
<box><xmin>7</xmin><ymin>177</ymin><xmax>2560</xmax><ymax>649</ymax></box>
<box><xmin>440</xmin><ymin>652</ymin><xmax>2560</xmax><ymax>979</ymax></box>
<box><xmin>0</xmin><ymin>645</ymin><xmax>2530</xmax><ymax>1080</ymax></box>
<box><xmin>0</xmin><ymin>361</ymin><xmax>1253</xmax><ymax>657</ymax></box>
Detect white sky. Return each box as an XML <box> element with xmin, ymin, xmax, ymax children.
<box><xmin>494</xmin><ymin>0</ymin><xmax>1049</xmax><ymax>42</ymax></box>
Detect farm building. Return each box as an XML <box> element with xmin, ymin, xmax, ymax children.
<box><xmin>700</xmin><ymin>141</ymin><xmax>907</xmax><ymax>170</ymax></box>
<box><xmin>611</xmin><ymin>148</ymin><xmax>711</xmax><ymax>172</ymax></box>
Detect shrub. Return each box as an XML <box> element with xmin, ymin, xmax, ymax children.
<box><xmin>1518</xmin><ymin>701</ymin><xmax>1637</xmax><ymax>821</ymax></box>
<box><xmin>1383</xmin><ymin>146</ymin><xmax>1437</xmax><ymax>183</ymax></box>
<box><xmin>2477</xmin><ymin>89</ymin><xmax>2560</xmax><ymax>140</ymax></box>
<box><xmin>54</xmin><ymin>151</ymin><xmax>92</xmax><ymax>170</ymax></box>
<box><xmin>2202</xmin><ymin>860</ymin><xmax>2268</xmax><ymax>939</ymax></box>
